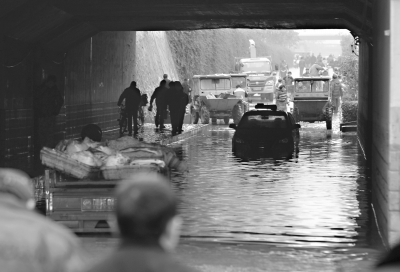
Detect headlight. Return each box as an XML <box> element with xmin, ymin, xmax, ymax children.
<box><xmin>265</xmin><ymin>80</ymin><xmax>274</xmax><ymax>86</ymax></box>
<box><xmin>279</xmin><ymin>138</ymin><xmax>289</xmax><ymax>143</ymax></box>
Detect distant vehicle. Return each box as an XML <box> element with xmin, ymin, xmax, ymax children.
<box><xmin>190</xmin><ymin>74</ymin><xmax>247</xmax><ymax>125</ymax></box>
<box><xmin>292</xmin><ymin>76</ymin><xmax>333</xmax><ymax>130</ymax></box>
<box><xmin>229</xmin><ymin>104</ymin><xmax>300</xmax><ymax>160</ymax></box>
<box><xmin>234</xmin><ymin>40</ymin><xmax>276</xmax><ymax>104</ymax></box>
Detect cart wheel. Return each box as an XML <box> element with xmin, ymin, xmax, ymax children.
<box><xmin>326</xmin><ymin>120</ymin><xmax>332</xmax><ymax>130</ymax></box>
<box><xmin>224</xmin><ymin>117</ymin><xmax>230</xmax><ymax>125</ymax></box>
<box><xmin>200</xmin><ymin>107</ymin><xmax>210</xmax><ymax>124</ymax></box>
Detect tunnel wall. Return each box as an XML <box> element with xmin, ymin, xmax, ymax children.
<box><xmin>0</xmin><ymin>39</ymin><xmax>64</xmax><ymax>174</ymax></box>
<box><xmin>371</xmin><ymin>0</ymin><xmax>400</xmax><ymax>246</ymax></box>
<box><xmin>63</xmin><ymin>32</ymin><xmax>136</xmax><ymax>139</ymax></box>
<box><xmin>358</xmin><ymin>41</ymin><xmax>372</xmax><ymax>161</ymax></box>
<box><xmin>0</xmin><ymin>32</ymin><xmax>136</xmax><ymax>176</ymax></box>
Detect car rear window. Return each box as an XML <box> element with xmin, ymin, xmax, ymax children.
<box><xmin>238</xmin><ymin>114</ymin><xmax>288</xmax><ymax>128</ymax></box>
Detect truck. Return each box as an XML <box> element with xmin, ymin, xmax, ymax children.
<box><xmin>292</xmin><ymin>76</ymin><xmax>333</xmax><ymax>130</ymax></box>
<box><xmin>234</xmin><ymin>40</ymin><xmax>277</xmax><ymax>105</ymax></box>
<box><xmin>190</xmin><ymin>74</ymin><xmax>247</xmax><ymax>125</ymax></box>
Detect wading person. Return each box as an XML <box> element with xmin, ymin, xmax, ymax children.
<box><xmin>117</xmin><ymin>81</ymin><xmax>142</xmax><ymax>136</ymax></box>
<box><xmin>283</xmin><ymin>71</ymin><xmax>294</xmax><ymax>86</ymax></box>
<box><xmin>276</xmin><ymin>85</ymin><xmax>288</xmax><ymax>112</ymax></box>
<box><xmin>176</xmin><ymin>81</ymin><xmax>189</xmax><ymax>134</ymax></box>
<box><xmin>85</xmin><ymin>173</ymin><xmax>197</xmax><ymax>272</ymax></box>
<box><xmin>0</xmin><ymin>168</ymin><xmax>86</xmax><ymax>272</ymax></box>
<box><xmin>233</xmin><ymin>84</ymin><xmax>246</xmax><ymax>99</ymax></box>
<box><xmin>331</xmin><ymin>74</ymin><xmax>343</xmax><ymax>113</ymax></box>
<box><xmin>167</xmin><ymin>81</ymin><xmax>185</xmax><ymax>135</ymax></box>
<box><xmin>149</xmin><ymin>80</ymin><xmax>168</xmax><ymax>130</ymax></box>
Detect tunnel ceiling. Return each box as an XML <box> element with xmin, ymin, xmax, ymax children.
<box><xmin>0</xmin><ymin>0</ymin><xmax>372</xmax><ymax>52</ymax></box>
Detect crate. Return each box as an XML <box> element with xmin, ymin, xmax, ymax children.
<box><xmin>101</xmin><ymin>164</ymin><xmax>167</xmax><ymax>180</ymax></box>
<box><xmin>40</xmin><ymin>147</ymin><xmax>100</xmax><ymax>179</ymax></box>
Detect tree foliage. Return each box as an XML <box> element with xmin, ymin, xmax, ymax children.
<box><xmin>338</xmin><ymin>34</ymin><xmax>358</xmax><ymax>102</ymax></box>
<box><xmin>167</xmin><ymin>29</ymin><xmax>299</xmax><ymax>80</ymax></box>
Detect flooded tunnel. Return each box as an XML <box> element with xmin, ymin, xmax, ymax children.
<box><xmin>1</xmin><ymin>0</ymin><xmax>400</xmax><ymax>266</ymax></box>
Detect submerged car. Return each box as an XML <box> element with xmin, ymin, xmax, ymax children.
<box><xmin>229</xmin><ymin>104</ymin><xmax>300</xmax><ymax>159</ymax></box>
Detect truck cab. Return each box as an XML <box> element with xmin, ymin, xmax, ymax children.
<box><xmin>234</xmin><ymin>57</ymin><xmax>276</xmax><ymax>104</ymax></box>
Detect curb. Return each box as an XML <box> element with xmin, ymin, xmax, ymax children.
<box><xmin>159</xmin><ymin>124</ymin><xmax>210</xmax><ymax>145</ymax></box>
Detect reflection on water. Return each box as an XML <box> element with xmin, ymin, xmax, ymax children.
<box><xmin>171</xmin><ymin>117</ymin><xmax>374</xmax><ymax>249</ymax></box>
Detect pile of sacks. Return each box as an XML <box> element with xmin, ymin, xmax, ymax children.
<box><xmin>54</xmin><ymin>136</ymin><xmax>188</xmax><ymax>173</ymax></box>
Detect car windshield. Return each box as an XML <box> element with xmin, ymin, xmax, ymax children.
<box><xmin>240</xmin><ymin>61</ymin><xmax>271</xmax><ymax>73</ymax></box>
<box><xmin>231</xmin><ymin>77</ymin><xmax>246</xmax><ymax>88</ymax></box>
<box><xmin>200</xmin><ymin>78</ymin><xmax>231</xmax><ymax>90</ymax></box>
<box><xmin>295</xmin><ymin>80</ymin><xmax>329</xmax><ymax>93</ymax></box>
<box><xmin>238</xmin><ymin>113</ymin><xmax>287</xmax><ymax>128</ymax></box>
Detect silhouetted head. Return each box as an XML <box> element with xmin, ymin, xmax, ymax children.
<box><xmin>163</xmin><ymin>74</ymin><xmax>168</xmax><ymax>79</ymax></box>
<box><xmin>130</xmin><ymin>81</ymin><xmax>137</xmax><ymax>88</ymax></box>
<box><xmin>81</xmin><ymin>124</ymin><xmax>102</xmax><ymax>142</ymax></box>
<box><xmin>236</xmin><ymin>84</ymin><xmax>241</xmax><ymax>88</ymax></box>
<box><xmin>332</xmin><ymin>74</ymin><xmax>338</xmax><ymax>79</ymax></box>
<box><xmin>288</xmin><ymin>71</ymin><xmax>292</xmax><ymax>76</ymax></box>
<box><xmin>160</xmin><ymin>80</ymin><xmax>166</xmax><ymax>87</ymax></box>
<box><xmin>115</xmin><ymin>173</ymin><xmax>181</xmax><ymax>251</ymax></box>
<box><xmin>0</xmin><ymin>168</ymin><xmax>35</xmax><ymax>210</ymax></box>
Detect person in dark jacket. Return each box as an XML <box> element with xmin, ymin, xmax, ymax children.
<box><xmin>149</xmin><ymin>80</ymin><xmax>168</xmax><ymax>129</ymax></box>
<box><xmin>117</xmin><ymin>81</ymin><xmax>142</xmax><ymax>136</ymax></box>
<box><xmin>167</xmin><ymin>81</ymin><xmax>188</xmax><ymax>135</ymax></box>
<box><xmin>85</xmin><ymin>173</ymin><xmax>197</xmax><ymax>272</ymax></box>
<box><xmin>176</xmin><ymin>81</ymin><xmax>189</xmax><ymax>133</ymax></box>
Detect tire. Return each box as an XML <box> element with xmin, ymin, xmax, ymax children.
<box><xmin>212</xmin><ymin>118</ymin><xmax>217</xmax><ymax>125</ymax></box>
<box><xmin>326</xmin><ymin>120</ymin><xmax>332</xmax><ymax>130</ymax></box>
<box><xmin>224</xmin><ymin>117</ymin><xmax>230</xmax><ymax>125</ymax></box>
<box><xmin>192</xmin><ymin>111</ymin><xmax>199</xmax><ymax>124</ymax></box>
<box><xmin>119</xmin><ymin>118</ymin><xmax>127</xmax><ymax>136</ymax></box>
<box><xmin>200</xmin><ymin>107</ymin><xmax>210</xmax><ymax>124</ymax></box>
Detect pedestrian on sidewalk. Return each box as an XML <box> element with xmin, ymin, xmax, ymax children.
<box><xmin>149</xmin><ymin>80</ymin><xmax>168</xmax><ymax>130</ymax></box>
<box><xmin>331</xmin><ymin>74</ymin><xmax>343</xmax><ymax>113</ymax></box>
<box><xmin>85</xmin><ymin>173</ymin><xmax>197</xmax><ymax>272</ymax></box>
<box><xmin>176</xmin><ymin>81</ymin><xmax>189</xmax><ymax>133</ymax></box>
<box><xmin>117</xmin><ymin>81</ymin><xmax>142</xmax><ymax>136</ymax></box>
<box><xmin>167</xmin><ymin>82</ymin><xmax>185</xmax><ymax>135</ymax></box>
<box><xmin>0</xmin><ymin>168</ymin><xmax>87</xmax><ymax>272</ymax></box>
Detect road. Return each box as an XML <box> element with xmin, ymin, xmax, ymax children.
<box><xmin>79</xmin><ymin>116</ymin><xmax>385</xmax><ymax>272</ymax></box>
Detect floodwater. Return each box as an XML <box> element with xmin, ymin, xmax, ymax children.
<box><xmin>170</xmin><ymin>116</ymin><xmax>379</xmax><ymax>250</ymax></box>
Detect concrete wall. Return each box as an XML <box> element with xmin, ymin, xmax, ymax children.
<box><xmin>63</xmin><ymin>32</ymin><xmax>136</xmax><ymax>139</ymax></box>
<box><xmin>371</xmin><ymin>0</ymin><xmax>400</xmax><ymax>246</ymax></box>
<box><xmin>387</xmin><ymin>0</ymin><xmax>400</xmax><ymax>245</ymax></box>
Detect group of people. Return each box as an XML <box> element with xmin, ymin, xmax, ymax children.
<box><xmin>117</xmin><ymin>74</ymin><xmax>190</xmax><ymax>136</ymax></box>
<box><xmin>0</xmin><ymin>168</ymin><xmax>196</xmax><ymax>272</ymax></box>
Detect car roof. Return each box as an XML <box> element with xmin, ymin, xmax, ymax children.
<box><xmin>245</xmin><ymin>110</ymin><xmax>288</xmax><ymax>117</ymax></box>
